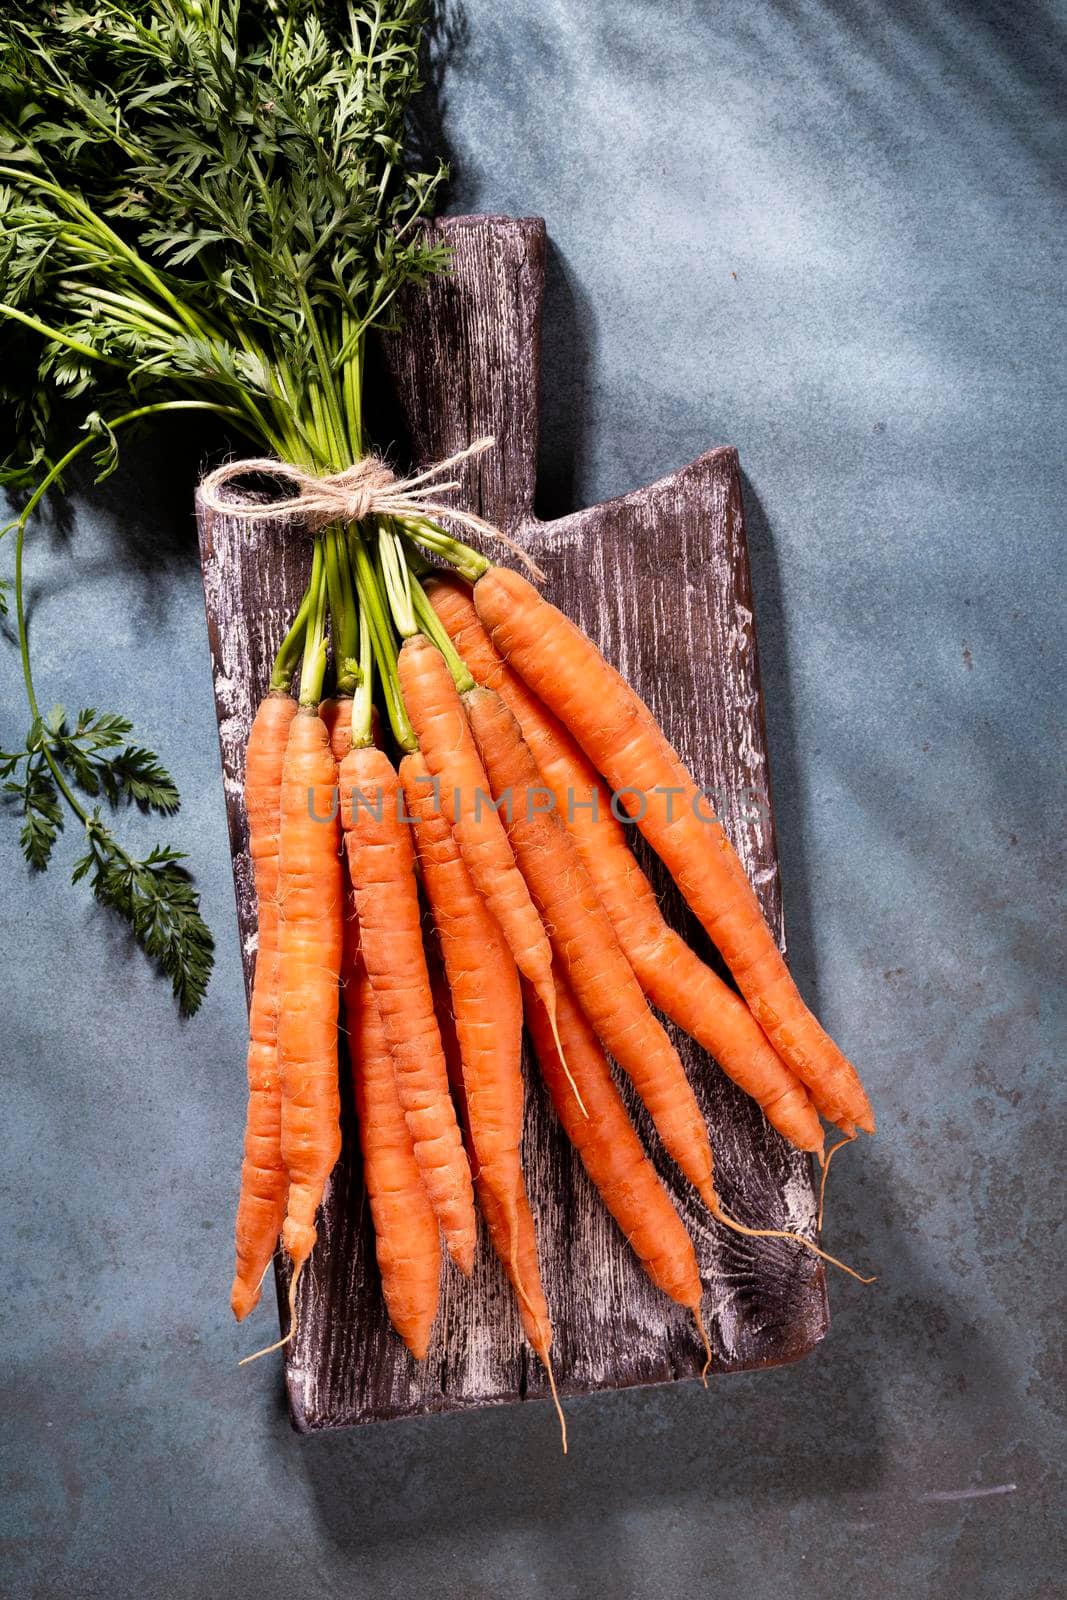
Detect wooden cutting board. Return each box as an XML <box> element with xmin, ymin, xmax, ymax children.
<box><xmin>196</xmin><ymin>215</ymin><xmax>829</xmax><ymax>1432</ymax></box>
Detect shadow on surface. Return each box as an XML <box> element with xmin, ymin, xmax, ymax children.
<box><xmin>409</xmin><ymin>0</ymin><xmax>469</xmax><ymax>204</ymax></box>
<box><xmin>740</xmin><ymin>470</ymin><xmax>823</xmax><ymax>1005</ymax></box>
<box><xmin>534</xmin><ymin>239</ymin><xmax>597</xmax><ymax>521</ymax></box>
<box><xmin>286</xmin><ymin>1136</ymin><xmax>1010</xmax><ymax>1569</ymax></box>
<box><xmin>281</xmin><ymin>1110</ymin><xmax>1031</xmax><ymax>1590</ymax></box>
<box><xmin>93</xmin><ymin>415</ymin><xmax>227</xmax><ymax>588</ymax></box>
<box><xmin>13</xmin><ymin>411</ymin><xmax>227</xmax><ymax>637</ymax></box>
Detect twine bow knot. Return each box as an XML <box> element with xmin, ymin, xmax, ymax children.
<box><xmin>198</xmin><ymin>436</ymin><xmax>542</xmax><ymax>576</ymax></box>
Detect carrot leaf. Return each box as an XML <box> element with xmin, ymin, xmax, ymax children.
<box><xmin>2</xmin><ymin>743</ymin><xmax>63</xmax><ymax>870</ymax></box>
<box><xmin>72</xmin><ymin>824</ymin><xmax>215</xmax><ymax>1017</ymax></box>
<box><xmin>2</xmin><ymin>698</ymin><xmax>207</xmax><ymax>1006</ymax></box>
<box><xmin>49</xmin><ymin>707</ymin><xmax>181</xmax><ymax>815</ymax></box>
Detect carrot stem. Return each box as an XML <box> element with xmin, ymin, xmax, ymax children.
<box><xmin>335</xmin><ymin>528</ymin><xmax>360</xmax><ymax>674</ymax></box>
<box><xmin>404</xmin><ymin>542</ymin><xmax>433</xmax><ymax>579</ymax></box>
<box><xmin>298</xmin><ymin>538</ymin><xmax>329</xmax><ymax>707</ymax></box>
<box><xmin>378</xmin><ymin>521</ymin><xmax>417</xmax><ymax>638</ymax></box>
<box><xmin>351</xmin><ymin>606</ymin><xmax>376</xmax><ymax>749</ymax></box>
<box><xmin>348</xmin><ymin>528</ymin><xmax>416</xmax><ymax>751</ymax></box>
<box><xmin>340</xmin><ymin>312</ymin><xmax>364</xmax><ymax>461</ymax></box>
<box><xmin>325</xmin><ymin>526</ymin><xmax>359</xmax><ymax>695</ymax></box>
<box><xmin>411</xmin><ymin>577</ymin><xmax>475</xmax><ymax>692</ymax></box>
<box><xmin>323</xmin><ymin>527</ymin><xmax>348</xmax><ymax>675</ymax></box>
<box><xmin>398</xmin><ymin>514</ymin><xmax>489</xmax><ymax>583</ymax></box>
<box><xmin>270</xmin><ymin>582</ymin><xmax>313</xmax><ymax>691</ymax></box>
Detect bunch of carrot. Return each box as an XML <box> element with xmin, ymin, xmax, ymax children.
<box><xmin>230</xmin><ymin>509</ymin><xmax>874</xmax><ymax>1440</ymax></box>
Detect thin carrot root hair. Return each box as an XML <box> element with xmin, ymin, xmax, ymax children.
<box><xmin>238</xmin><ymin>1266</ymin><xmax>301</xmax><ymax>1367</ymax></box>
<box><xmin>817</xmin><ymin>1131</ymin><xmax>857</xmax><ymax>1233</ymax></box>
<box><xmin>693</xmin><ymin>1305</ymin><xmax>713</xmax><ymax>1387</ymax></box>
<box><xmin>544</xmin><ymin>994</ymin><xmax>588</xmax><ymax>1120</ymax></box>
<box><xmin>543</xmin><ymin>1349</ymin><xmax>568</xmax><ymax>1455</ymax></box>
<box><xmin>706</xmin><ymin>1193</ymin><xmax>876</xmax><ymax>1284</ymax></box>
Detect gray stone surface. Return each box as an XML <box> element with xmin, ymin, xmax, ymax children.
<box><xmin>2</xmin><ymin>3</ymin><xmax>1063</xmax><ymax>1596</ymax></box>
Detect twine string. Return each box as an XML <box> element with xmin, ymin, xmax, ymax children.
<box><xmin>198</xmin><ymin>436</ymin><xmax>543</xmax><ymax>578</ymax></box>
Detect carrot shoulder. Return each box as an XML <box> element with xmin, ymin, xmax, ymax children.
<box><xmin>429</xmin><ymin>576</ymin><xmax>823</xmax><ymax>1154</ymax></box>
<box><xmin>319</xmin><ymin>694</ymin><xmax>353</xmax><ymax>767</ymax></box>
<box><xmin>474</xmin><ymin>566</ymin><xmax>874</xmax><ymax>1135</ymax></box>
<box><xmin>276</xmin><ymin>707</ymin><xmax>345</xmax><ymax>1287</ymax></box>
<box><xmin>231</xmin><ymin>690</ymin><xmax>298</xmax><ymax>1322</ymax></box>
<box><xmin>338</xmin><ymin>742</ymin><xmax>476</xmax><ymax>1275</ymax></box>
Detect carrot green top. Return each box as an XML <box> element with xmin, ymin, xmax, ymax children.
<box><xmin>0</xmin><ymin>2</ymin><xmax>463</xmax><ymax>1010</ymax></box>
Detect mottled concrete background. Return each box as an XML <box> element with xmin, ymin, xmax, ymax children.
<box><xmin>3</xmin><ymin>3</ymin><xmax>1064</xmax><ymax>1596</ymax></box>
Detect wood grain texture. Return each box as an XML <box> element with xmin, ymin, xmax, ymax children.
<box><xmin>197</xmin><ymin>215</ymin><xmax>829</xmax><ymax>1432</ymax></box>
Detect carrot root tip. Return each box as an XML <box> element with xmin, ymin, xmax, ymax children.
<box><xmin>237</xmin><ymin>1326</ymin><xmax>294</xmax><ymax>1367</ymax></box>
<box><xmin>448</xmin><ymin>1240</ymin><xmax>476</xmax><ymax>1277</ymax></box>
<box><xmin>693</xmin><ymin>1305</ymin><xmax>713</xmax><ymax>1386</ymax></box>
<box><xmin>504</xmin><ymin>1194</ymin><xmax>541</xmax><ymax>1326</ymax></box>
<box><xmin>239</xmin><ymin>1262</ymin><xmax>303</xmax><ymax>1366</ymax></box>
<box><xmin>543</xmin><ymin>1350</ymin><xmax>568</xmax><ymax>1456</ymax></box>
<box><xmin>230</xmin><ymin>1245</ymin><xmax>280</xmax><ymax>1323</ymax></box>
<box><xmin>230</xmin><ymin>1281</ymin><xmax>258</xmax><ymax>1323</ymax></box>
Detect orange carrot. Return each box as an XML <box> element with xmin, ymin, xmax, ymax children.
<box><xmin>400</xmin><ymin>751</ymin><xmax>525</xmax><ymax>1233</ymax></box>
<box><xmin>525</xmin><ymin>963</ymin><xmax>710</xmax><ymax>1365</ymax></box>
<box><xmin>231</xmin><ymin>689</ymin><xmax>298</xmax><ymax>1322</ymax></box>
<box><xmin>338</xmin><ymin>741</ymin><xmax>476</xmax><ymax>1275</ymax></box>
<box><xmin>430</xmin><ymin>577</ymin><xmax>824</xmax><ymax>1153</ymax></box>
<box><xmin>465</xmin><ymin>684</ymin><xmax>717</xmax><ymax>1207</ymax></box>
<box><xmin>466</xmin><ymin>680</ymin><xmax>873</xmax><ymax>1283</ymax></box>
<box><xmin>428</xmin><ymin>952</ymin><xmax>554</xmax><ymax>1356</ymax></box>
<box><xmin>322</xmin><ymin>692</ymin><xmax>361</xmax><ymax>1002</ymax></box>
<box><xmin>400</xmin><ymin>749</ymin><xmax>552</xmax><ymax>1323</ymax></box>
<box><xmin>320</xmin><ymin>694</ymin><xmax>353</xmax><ymax>767</ymax></box>
<box><xmin>321</xmin><ymin>696</ymin><xmax>381</xmax><ymax>771</ymax></box>
<box><xmin>428</xmin><ymin>947</ymin><xmax>565</xmax><ymax>1447</ymax></box>
<box><xmin>474</xmin><ymin>566</ymin><xmax>875</xmax><ymax>1135</ymax></box>
<box><xmin>477</xmin><ymin>1175</ymin><xmax>553</xmax><ymax>1354</ymax></box>
<box><xmin>275</xmin><ymin>707</ymin><xmax>345</xmax><ymax>1303</ymax></box>
<box><xmin>396</xmin><ymin>635</ymin><xmax>564</xmax><ymax>1065</ymax></box>
<box><xmin>349</xmin><ymin>952</ymin><xmax>441</xmax><ymax>1359</ymax></box>
<box><xmin>324</xmin><ymin>703</ymin><xmax>441</xmax><ymax>1355</ymax></box>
